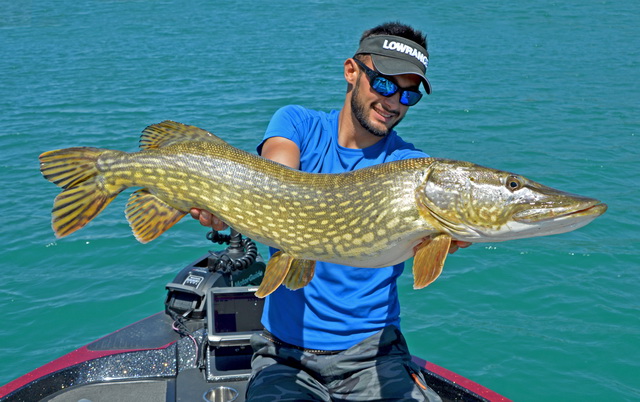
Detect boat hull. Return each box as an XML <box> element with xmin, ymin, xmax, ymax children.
<box><xmin>0</xmin><ymin>312</ymin><xmax>508</xmax><ymax>402</ymax></box>
<box><xmin>0</xmin><ymin>253</ymin><xmax>510</xmax><ymax>402</ymax></box>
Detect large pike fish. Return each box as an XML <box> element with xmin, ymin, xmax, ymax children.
<box><xmin>40</xmin><ymin>121</ymin><xmax>607</xmax><ymax>297</ymax></box>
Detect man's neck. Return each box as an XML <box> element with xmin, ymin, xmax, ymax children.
<box><xmin>337</xmin><ymin>106</ymin><xmax>386</xmax><ymax>150</ymax></box>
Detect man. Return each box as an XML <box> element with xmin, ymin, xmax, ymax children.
<box><xmin>192</xmin><ymin>22</ymin><xmax>470</xmax><ymax>401</ymax></box>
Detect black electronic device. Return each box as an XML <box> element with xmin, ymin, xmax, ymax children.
<box><xmin>206</xmin><ymin>286</ymin><xmax>264</xmax><ymax>346</ymax></box>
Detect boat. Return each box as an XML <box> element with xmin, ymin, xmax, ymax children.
<box><xmin>0</xmin><ymin>230</ymin><xmax>510</xmax><ymax>402</ymax></box>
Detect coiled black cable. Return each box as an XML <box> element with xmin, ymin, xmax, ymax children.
<box><xmin>206</xmin><ymin>230</ymin><xmax>259</xmax><ymax>273</ymax></box>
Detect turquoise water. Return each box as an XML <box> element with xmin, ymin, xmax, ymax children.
<box><xmin>1</xmin><ymin>0</ymin><xmax>638</xmax><ymax>400</ymax></box>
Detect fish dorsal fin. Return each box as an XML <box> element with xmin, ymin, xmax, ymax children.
<box><xmin>140</xmin><ymin>120</ymin><xmax>227</xmax><ymax>150</ymax></box>
<box><xmin>412</xmin><ymin>234</ymin><xmax>451</xmax><ymax>289</ymax></box>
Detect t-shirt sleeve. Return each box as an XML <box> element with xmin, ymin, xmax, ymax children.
<box><xmin>257</xmin><ymin>105</ymin><xmax>308</xmax><ymax>156</ymax></box>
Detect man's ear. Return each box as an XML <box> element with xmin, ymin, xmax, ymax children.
<box><xmin>344</xmin><ymin>58</ymin><xmax>359</xmax><ymax>86</ymax></box>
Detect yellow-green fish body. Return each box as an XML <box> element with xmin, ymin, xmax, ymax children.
<box><xmin>40</xmin><ymin>121</ymin><xmax>607</xmax><ymax>297</ymax></box>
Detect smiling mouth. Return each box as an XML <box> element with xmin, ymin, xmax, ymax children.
<box><xmin>374</xmin><ymin>105</ymin><xmax>396</xmax><ymax>121</ymax></box>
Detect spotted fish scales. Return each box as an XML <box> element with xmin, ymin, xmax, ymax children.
<box><xmin>40</xmin><ymin>121</ymin><xmax>607</xmax><ymax>297</ymax></box>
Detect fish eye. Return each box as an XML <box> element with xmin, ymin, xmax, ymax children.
<box><xmin>506</xmin><ymin>176</ymin><xmax>522</xmax><ymax>191</ymax></box>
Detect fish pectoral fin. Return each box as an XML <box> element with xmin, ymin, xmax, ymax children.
<box><xmin>255</xmin><ymin>251</ymin><xmax>294</xmax><ymax>298</ymax></box>
<box><xmin>140</xmin><ymin>120</ymin><xmax>227</xmax><ymax>150</ymax></box>
<box><xmin>412</xmin><ymin>234</ymin><xmax>452</xmax><ymax>289</ymax></box>
<box><xmin>125</xmin><ymin>189</ymin><xmax>186</xmax><ymax>243</ymax></box>
<box><xmin>283</xmin><ymin>259</ymin><xmax>316</xmax><ymax>290</ymax></box>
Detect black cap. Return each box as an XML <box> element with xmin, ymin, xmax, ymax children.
<box><xmin>355</xmin><ymin>35</ymin><xmax>431</xmax><ymax>94</ymax></box>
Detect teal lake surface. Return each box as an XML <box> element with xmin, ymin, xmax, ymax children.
<box><xmin>1</xmin><ymin>0</ymin><xmax>638</xmax><ymax>400</ymax></box>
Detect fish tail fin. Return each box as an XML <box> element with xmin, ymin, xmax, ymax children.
<box><xmin>40</xmin><ymin>147</ymin><xmax>104</xmax><ymax>189</ymax></box>
<box><xmin>39</xmin><ymin>147</ymin><xmax>123</xmax><ymax>238</ymax></box>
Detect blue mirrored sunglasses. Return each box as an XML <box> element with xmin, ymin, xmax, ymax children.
<box><xmin>353</xmin><ymin>58</ymin><xmax>423</xmax><ymax>106</ymax></box>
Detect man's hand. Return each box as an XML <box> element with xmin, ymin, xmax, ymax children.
<box><xmin>189</xmin><ymin>208</ymin><xmax>228</xmax><ymax>231</ymax></box>
<box><xmin>449</xmin><ymin>241</ymin><xmax>472</xmax><ymax>254</ymax></box>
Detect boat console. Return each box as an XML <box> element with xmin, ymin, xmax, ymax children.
<box><xmin>164</xmin><ymin>229</ymin><xmax>266</xmax><ymax>400</ymax></box>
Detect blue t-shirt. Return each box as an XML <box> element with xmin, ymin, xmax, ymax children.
<box><xmin>257</xmin><ymin>105</ymin><xmax>428</xmax><ymax>350</ymax></box>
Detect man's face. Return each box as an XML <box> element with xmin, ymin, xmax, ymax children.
<box><xmin>351</xmin><ymin>60</ymin><xmax>422</xmax><ymax>138</ymax></box>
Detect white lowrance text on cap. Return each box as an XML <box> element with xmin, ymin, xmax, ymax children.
<box><xmin>382</xmin><ymin>39</ymin><xmax>428</xmax><ymax>68</ymax></box>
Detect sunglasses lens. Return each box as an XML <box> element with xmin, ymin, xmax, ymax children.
<box><xmin>371</xmin><ymin>77</ymin><xmax>398</xmax><ymax>97</ymax></box>
<box><xmin>372</xmin><ymin>76</ymin><xmax>422</xmax><ymax>106</ymax></box>
<box><xmin>400</xmin><ymin>91</ymin><xmax>422</xmax><ymax>106</ymax></box>
<box><xmin>356</xmin><ymin>59</ymin><xmax>423</xmax><ymax>106</ymax></box>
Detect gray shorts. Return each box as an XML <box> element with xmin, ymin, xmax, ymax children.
<box><xmin>246</xmin><ymin>326</ymin><xmax>442</xmax><ymax>401</ymax></box>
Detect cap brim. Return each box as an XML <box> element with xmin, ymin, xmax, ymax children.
<box><xmin>371</xmin><ymin>54</ymin><xmax>432</xmax><ymax>94</ymax></box>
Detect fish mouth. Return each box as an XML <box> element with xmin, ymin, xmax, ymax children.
<box><xmin>514</xmin><ymin>200</ymin><xmax>608</xmax><ymax>223</ymax></box>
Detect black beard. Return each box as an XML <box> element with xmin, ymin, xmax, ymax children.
<box><xmin>351</xmin><ymin>81</ymin><xmax>401</xmax><ymax>138</ymax></box>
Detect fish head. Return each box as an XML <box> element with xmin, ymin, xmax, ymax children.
<box><xmin>416</xmin><ymin>160</ymin><xmax>607</xmax><ymax>242</ymax></box>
